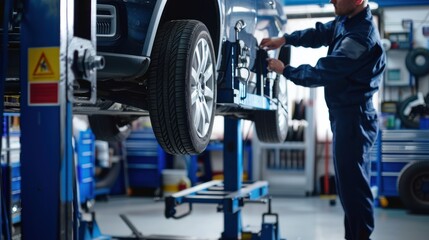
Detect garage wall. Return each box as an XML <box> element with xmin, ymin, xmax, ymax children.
<box><xmin>382</xmin><ymin>6</ymin><xmax>429</xmax><ymax>101</ymax></box>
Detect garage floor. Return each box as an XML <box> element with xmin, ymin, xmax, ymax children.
<box><xmin>94</xmin><ymin>195</ymin><xmax>429</xmax><ymax>240</ymax></box>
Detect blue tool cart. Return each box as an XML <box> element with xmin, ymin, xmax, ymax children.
<box><xmin>373</xmin><ymin>129</ymin><xmax>429</xmax><ymax>213</ymax></box>
<box><xmin>1</xmin><ymin>113</ymin><xmax>21</xmax><ymax>239</ymax></box>
<box><xmin>75</xmin><ymin>129</ymin><xmax>96</xmax><ymax>205</ymax></box>
<box><xmin>0</xmin><ymin>161</ymin><xmax>21</xmax><ymax>225</ymax></box>
<box><xmin>124</xmin><ymin>128</ymin><xmax>167</xmax><ymax>194</ymax></box>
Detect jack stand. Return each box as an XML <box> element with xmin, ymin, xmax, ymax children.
<box><xmin>75</xmin><ymin>161</ymin><xmax>110</xmax><ymax>240</ymax></box>
<box><xmin>260</xmin><ymin>197</ymin><xmax>282</xmax><ymax>240</ymax></box>
<box><xmin>79</xmin><ymin>211</ymin><xmax>111</xmax><ymax>240</ymax></box>
<box><xmin>242</xmin><ymin>197</ymin><xmax>284</xmax><ymax>240</ymax></box>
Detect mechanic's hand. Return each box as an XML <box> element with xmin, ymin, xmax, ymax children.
<box><xmin>266</xmin><ymin>58</ymin><xmax>286</xmax><ymax>74</ymax></box>
<box><xmin>260</xmin><ymin>37</ymin><xmax>286</xmax><ymax>50</ymax></box>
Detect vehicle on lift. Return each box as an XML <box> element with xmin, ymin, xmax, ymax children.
<box><xmin>3</xmin><ymin>0</ymin><xmax>289</xmax><ymax>155</ymax></box>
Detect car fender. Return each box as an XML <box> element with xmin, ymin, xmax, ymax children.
<box><xmin>142</xmin><ymin>0</ymin><xmax>224</xmax><ymax>60</ymax></box>
<box><xmin>142</xmin><ymin>0</ymin><xmax>168</xmax><ymax>57</ymax></box>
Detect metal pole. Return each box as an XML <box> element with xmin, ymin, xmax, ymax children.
<box><xmin>222</xmin><ymin>118</ymin><xmax>243</xmax><ymax>239</ymax></box>
<box><xmin>20</xmin><ymin>0</ymin><xmax>74</xmax><ymax>239</ymax></box>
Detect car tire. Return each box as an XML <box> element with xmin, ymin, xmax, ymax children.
<box><xmin>397</xmin><ymin>161</ymin><xmax>429</xmax><ymax>214</ymax></box>
<box><xmin>149</xmin><ymin>20</ymin><xmax>216</xmax><ymax>155</ymax></box>
<box><xmin>405</xmin><ymin>48</ymin><xmax>429</xmax><ymax>77</ymax></box>
<box><xmin>254</xmin><ymin>77</ymin><xmax>288</xmax><ymax>143</ymax></box>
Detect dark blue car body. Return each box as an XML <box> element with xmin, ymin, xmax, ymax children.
<box><xmin>2</xmin><ymin>0</ymin><xmax>288</xmax><ymax>154</ymax></box>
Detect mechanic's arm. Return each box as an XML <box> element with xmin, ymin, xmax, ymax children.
<box><xmin>267</xmin><ymin>36</ymin><xmax>375</xmax><ymax>87</ymax></box>
<box><xmin>282</xmin><ymin>55</ymin><xmax>361</xmax><ymax>87</ymax></box>
<box><xmin>286</xmin><ymin>40</ymin><xmax>373</xmax><ymax>87</ymax></box>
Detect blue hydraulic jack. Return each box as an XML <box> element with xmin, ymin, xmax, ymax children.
<box><xmin>242</xmin><ymin>197</ymin><xmax>282</xmax><ymax>240</ymax></box>
<box><xmin>78</xmin><ymin>212</ymin><xmax>110</xmax><ymax>240</ymax></box>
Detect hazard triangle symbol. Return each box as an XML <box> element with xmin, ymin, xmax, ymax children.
<box><xmin>33</xmin><ymin>52</ymin><xmax>54</xmax><ymax>76</ymax></box>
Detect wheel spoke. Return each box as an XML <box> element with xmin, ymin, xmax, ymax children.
<box><xmin>191</xmin><ymin>65</ymin><xmax>199</xmax><ymax>106</ymax></box>
<box><xmin>191</xmin><ymin>67</ymin><xmax>199</xmax><ymax>85</ymax></box>
<box><xmin>201</xmin><ymin>101</ymin><xmax>210</xmax><ymax>133</ymax></box>
<box><xmin>191</xmin><ymin>87</ymin><xmax>199</xmax><ymax>105</ymax></box>
<box><xmin>200</xmin><ymin>103</ymin><xmax>208</xmax><ymax>132</ymax></box>
<box><xmin>194</xmin><ymin>101</ymin><xmax>202</xmax><ymax>132</ymax></box>
<box><xmin>204</xmin><ymin>86</ymin><xmax>214</xmax><ymax>101</ymax></box>
<box><xmin>200</xmin><ymin>41</ymin><xmax>209</xmax><ymax>74</ymax></box>
<box><xmin>203</xmin><ymin>64</ymin><xmax>213</xmax><ymax>83</ymax></box>
<box><xmin>195</xmin><ymin>45</ymin><xmax>202</xmax><ymax>70</ymax></box>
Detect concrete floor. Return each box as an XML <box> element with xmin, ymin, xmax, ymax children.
<box><xmin>94</xmin><ymin>195</ymin><xmax>429</xmax><ymax>240</ymax></box>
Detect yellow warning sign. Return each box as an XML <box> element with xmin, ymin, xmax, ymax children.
<box><xmin>28</xmin><ymin>47</ymin><xmax>60</xmax><ymax>82</ymax></box>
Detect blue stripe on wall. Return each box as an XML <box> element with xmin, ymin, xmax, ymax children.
<box><xmin>284</xmin><ymin>0</ymin><xmax>429</xmax><ymax>7</ymax></box>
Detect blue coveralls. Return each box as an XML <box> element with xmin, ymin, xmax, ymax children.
<box><xmin>282</xmin><ymin>6</ymin><xmax>386</xmax><ymax>240</ymax></box>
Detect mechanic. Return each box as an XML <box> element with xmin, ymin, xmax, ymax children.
<box><xmin>260</xmin><ymin>0</ymin><xmax>385</xmax><ymax>239</ymax></box>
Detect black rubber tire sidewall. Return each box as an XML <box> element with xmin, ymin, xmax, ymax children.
<box><xmin>397</xmin><ymin>161</ymin><xmax>429</xmax><ymax>214</ymax></box>
<box><xmin>255</xmin><ymin>77</ymin><xmax>288</xmax><ymax>143</ymax></box>
<box><xmin>148</xmin><ymin>20</ymin><xmax>216</xmax><ymax>155</ymax></box>
<box><xmin>254</xmin><ymin>106</ymin><xmax>288</xmax><ymax>143</ymax></box>
<box><xmin>406</xmin><ymin>48</ymin><xmax>429</xmax><ymax>77</ymax></box>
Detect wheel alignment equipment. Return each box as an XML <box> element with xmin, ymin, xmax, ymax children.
<box><xmin>161</xmin><ymin>40</ymin><xmax>280</xmax><ymax>240</ymax></box>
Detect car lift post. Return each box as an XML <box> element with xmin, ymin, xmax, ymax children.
<box><xmin>20</xmin><ymin>1</ymin><xmax>73</xmax><ymax>238</ymax></box>
<box><xmin>19</xmin><ymin>0</ymin><xmax>101</xmax><ymax>239</ymax></box>
<box><xmin>222</xmin><ymin>118</ymin><xmax>243</xmax><ymax>239</ymax></box>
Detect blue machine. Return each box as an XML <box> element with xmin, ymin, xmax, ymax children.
<box><xmin>116</xmin><ymin>30</ymin><xmax>285</xmax><ymax>240</ymax></box>
<box><xmin>160</xmin><ymin>26</ymin><xmax>284</xmax><ymax>240</ymax></box>
<box><xmin>6</xmin><ymin>0</ymin><xmax>284</xmax><ymax>239</ymax></box>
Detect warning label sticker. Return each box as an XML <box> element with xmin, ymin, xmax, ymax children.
<box><xmin>28</xmin><ymin>82</ymin><xmax>59</xmax><ymax>105</ymax></box>
<box><xmin>28</xmin><ymin>47</ymin><xmax>60</xmax><ymax>82</ymax></box>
